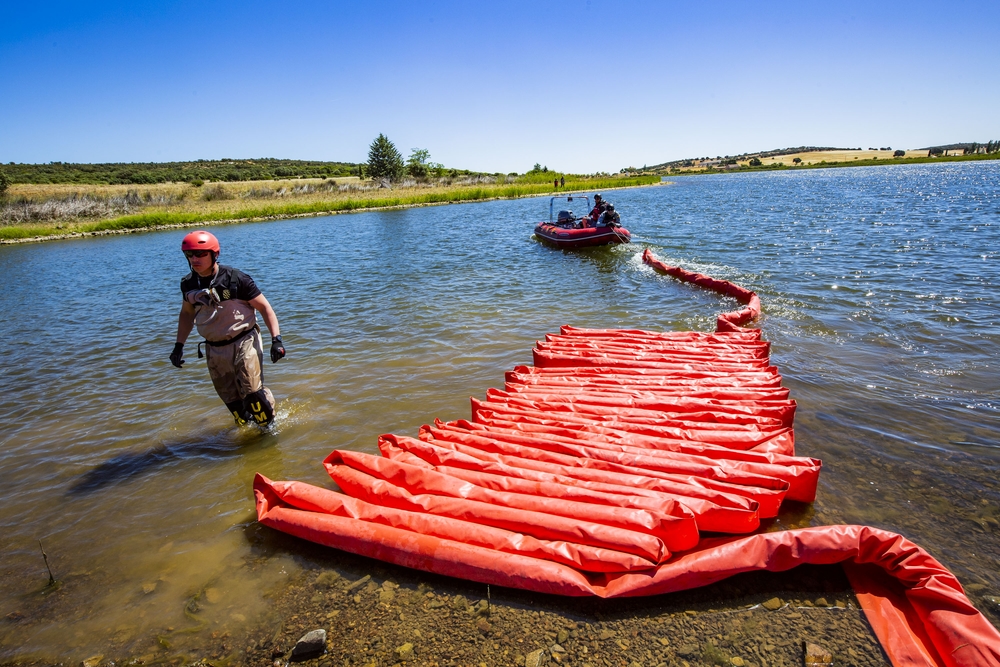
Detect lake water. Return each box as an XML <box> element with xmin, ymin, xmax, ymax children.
<box><xmin>1</xmin><ymin>162</ymin><xmax>998</xmax><ymax>662</ymax></box>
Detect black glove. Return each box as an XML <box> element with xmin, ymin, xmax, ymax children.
<box><xmin>270</xmin><ymin>336</ymin><xmax>285</xmax><ymax>363</ymax></box>
<box><xmin>169</xmin><ymin>342</ymin><xmax>185</xmax><ymax>368</ymax></box>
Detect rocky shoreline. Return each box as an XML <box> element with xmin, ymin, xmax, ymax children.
<box><xmin>237</xmin><ymin>547</ymin><xmax>889</xmax><ymax>667</ymax></box>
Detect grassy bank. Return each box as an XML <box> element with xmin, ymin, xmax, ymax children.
<box><xmin>0</xmin><ymin>176</ymin><xmax>660</xmax><ymax>243</ymax></box>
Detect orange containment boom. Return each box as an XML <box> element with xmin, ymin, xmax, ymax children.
<box><xmin>255</xmin><ymin>249</ymin><xmax>1000</xmax><ymax>666</ymax></box>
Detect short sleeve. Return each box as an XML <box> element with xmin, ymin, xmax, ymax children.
<box><xmin>236</xmin><ymin>270</ymin><xmax>262</xmax><ymax>301</ymax></box>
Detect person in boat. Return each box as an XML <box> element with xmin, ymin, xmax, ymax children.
<box><xmin>589</xmin><ymin>194</ymin><xmax>605</xmax><ymax>221</ymax></box>
<box><xmin>169</xmin><ymin>230</ymin><xmax>285</xmax><ymax>427</ymax></box>
<box><xmin>595</xmin><ymin>203</ymin><xmax>620</xmax><ymax>227</ymax></box>
<box><xmin>599</xmin><ymin>203</ymin><xmax>621</xmax><ymax>228</ymax></box>
<box><xmin>580</xmin><ymin>195</ymin><xmax>606</xmax><ymax>228</ymax></box>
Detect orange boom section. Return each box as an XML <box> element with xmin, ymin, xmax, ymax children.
<box><xmin>255</xmin><ymin>249</ymin><xmax>1000</xmax><ymax>667</ymax></box>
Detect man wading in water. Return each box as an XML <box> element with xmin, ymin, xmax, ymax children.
<box><xmin>169</xmin><ymin>231</ymin><xmax>286</xmax><ymax>426</ymax></box>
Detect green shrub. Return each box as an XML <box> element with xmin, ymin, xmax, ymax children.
<box><xmin>202</xmin><ymin>185</ymin><xmax>232</xmax><ymax>201</ymax></box>
<box><xmin>0</xmin><ymin>169</ymin><xmax>9</xmax><ymax>197</ymax></box>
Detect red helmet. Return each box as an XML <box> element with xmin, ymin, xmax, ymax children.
<box><xmin>181</xmin><ymin>230</ymin><xmax>220</xmax><ymax>253</ymax></box>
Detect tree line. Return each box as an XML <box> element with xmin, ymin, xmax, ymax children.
<box><xmin>0</xmin><ymin>158</ymin><xmax>361</xmax><ymax>186</ymax></box>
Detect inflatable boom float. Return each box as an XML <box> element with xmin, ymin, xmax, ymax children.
<box><xmin>255</xmin><ymin>248</ymin><xmax>1000</xmax><ymax>666</ymax></box>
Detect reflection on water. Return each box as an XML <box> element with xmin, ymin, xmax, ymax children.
<box><xmin>1</xmin><ymin>162</ymin><xmax>998</xmax><ymax>661</ymax></box>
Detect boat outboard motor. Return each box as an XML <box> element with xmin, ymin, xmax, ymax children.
<box><xmin>556</xmin><ymin>210</ymin><xmax>575</xmax><ymax>225</ymax></box>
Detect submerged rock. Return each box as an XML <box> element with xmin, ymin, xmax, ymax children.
<box><xmin>804</xmin><ymin>642</ymin><xmax>834</xmax><ymax>666</ymax></box>
<box><xmin>524</xmin><ymin>648</ymin><xmax>546</xmax><ymax>667</ymax></box>
<box><xmin>395</xmin><ymin>642</ymin><xmax>415</xmax><ymax>661</ymax></box>
<box><xmin>289</xmin><ymin>629</ymin><xmax>326</xmax><ymax>662</ymax></box>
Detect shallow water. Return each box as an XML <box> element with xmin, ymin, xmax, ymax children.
<box><xmin>1</xmin><ymin>162</ymin><xmax>998</xmax><ymax>661</ymax></box>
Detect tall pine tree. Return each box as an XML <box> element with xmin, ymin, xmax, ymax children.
<box><xmin>367</xmin><ymin>134</ymin><xmax>404</xmax><ymax>182</ymax></box>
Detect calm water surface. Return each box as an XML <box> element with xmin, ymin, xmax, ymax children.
<box><xmin>1</xmin><ymin>162</ymin><xmax>998</xmax><ymax>661</ymax></box>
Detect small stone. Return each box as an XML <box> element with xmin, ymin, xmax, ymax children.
<box><xmin>475</xmin><ymin>599</ymin><xmax>490</xmax><ymax>616</ymax></box>
<box><xmin>599</xmin><ymin>629</ymin><xmax>615</xmax><ymax>640</ymax></box>
<box><xmin>379</xmin><ymin>587</ymin><xmax>395</xmax><ymax>604</ymax></box>
<box><xmin>677</xmin><ymin>644</ymin><xmax>699</xmax><ymax>658</ymax></box>
<box><xmin>762</xmin><ymin>597</ymin><xmax>782</xmax><ymax>611</ymax></box>
<box><xmin>395</xmin><ymin>642</ymin><xmax>415</xmax><ymax>661</ymax></box>
<box><xmin>804</xmin><ymin>642</ymin><xmax>833</xmax><ymax>666</ymax></box>
<box><xmin>966</xmin><ymin>583</ymin><xmax>986</xmax><ymax>592</ymax></box>
<box><xmin>315</xmin><ymin>572</ymin><xmax>340</xmax><ymax>587</ymax></box>
<box><xmin>814</xmin><ymin>597</ymin><xmax>829</xmax><ymax>607</ymax></box>
<box><xmin>82</xmin><ymin>656</ymin><xmax>103</xmax><ymax>667</ymax></box>
<box><xmin>550</xmin><ymin>643</ymin><xmax>566</xmax><ymax>653</ymax></box>
<box><xmin>428</xmin><ymin>600</ymin><xmax>446</xmax><ymax>609</ymax></box>
<box><xmin>451</xmin><ymin>594</ymin><xmax>469</xmax><ymax>610</ymax></box>
<box><xmin>658</xmin><ymin>637</ymin><xmax>670</xmax><ymax>646</ymax></box>
<box><xmin>141</xmin><ymin>582</ymin><xmax>157</xmax><ymax>594</ymax></box>
<box><xmin>343</xmin><ymin>574</ymin><xmax>371</xmax><ymax>593</ymax></box>
<box><xmin>557</xmin><ymin>629</ymin><xmax>569</xmax><ymax>644</ymax></box>
<box><xmin>684</xmin><ymin>610</ymin><xmax>698</xmax><ymax>616</ymax></box>
<box><xmin>525</xmin><ymin>648</ymin><xmax>546</xmax><ymax>667</ymax></box>
<box><xmin>290</xmin><ymin>629</ymin><xmax>326</xmax><ymax>662</ymax></box>
<box><xmin>731</xmin><ymin>658</ymin><xmax>745</xmax><ymax>666</ymax></box>
<box><xmin>476</xmin><ymin>618</ymin><xmax>492</xmax><ymax>634</ymax></box>
<box><xmin>786</xmin><ymin>612</ymin><xmax>803</xmax><ymax>619</ymax></box>
<box><xmin>326</xmin><ymin>610</ymin><xmax>340</xmax><ymax>619</ymax></box>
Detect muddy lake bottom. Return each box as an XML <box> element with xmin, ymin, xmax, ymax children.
<box><xmin>3</xmin><ymin>538</ymin><xmax>890</xmax><ymax>667</ymax></box>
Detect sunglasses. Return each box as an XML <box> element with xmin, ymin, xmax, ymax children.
<box><xmin>184</xmin><ymin>250</ymin><xmax>212</xmax><ymax>258</ymax></box>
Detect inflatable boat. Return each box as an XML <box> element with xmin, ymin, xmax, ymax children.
<box><xmin>534</xmin><ymin>195</ymin><xmax>631</xmax><ymax>249</ymax></box>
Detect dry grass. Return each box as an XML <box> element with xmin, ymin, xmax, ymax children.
<box><xmin>1</xmin><ymin>177</ymin><xmax>442</xmax><ymax>226</ymax></box>
<box><xmin>1</xmin><ymin>175</ymin><xmax>532</xmax><ymax>226</ymax></box>
<box><xmin>0</xmin><ymin>175</ymin><xmax>662</xmax><ymax>241</ymax></box>
<box><xmin>756</xmin><ymin>149</ymin><xmax>926</xmax><ymax>166</ymax></box>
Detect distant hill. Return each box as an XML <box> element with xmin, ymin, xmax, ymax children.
<box><xmin>648</xmin><ymin>146</ymin><xmax>852</xmax><ymax>171</ymax></box>
<box><xmin>645</xmin><ymin>141</ymin><xmax>999</xmax><ymax>174</ymax></box>
<box><xmin>2</xmin><ymin>158</ymin><xmax>362</xmax><ymax>185</ymax></box>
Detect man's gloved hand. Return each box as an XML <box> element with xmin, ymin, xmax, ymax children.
<box><xmin>169</xmin><ymin>342</ymin><xmax>185</xmax><ymax>368</ymax></box>
<box><xmin>270</xmin><ymin>336</ymin><xmax>286</xmax><ymax>363</ymax></box>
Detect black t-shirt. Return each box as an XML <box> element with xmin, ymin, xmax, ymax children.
<box><xmin>180</xmin><ymin>264</ymin><xmax>261</xmax><ymax>302</ymax></box>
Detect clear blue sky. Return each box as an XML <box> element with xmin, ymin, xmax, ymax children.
<box><xmin>1</xmin><ymin>0</ymin><xmax>997</xmax><ymax>174</ymax></box>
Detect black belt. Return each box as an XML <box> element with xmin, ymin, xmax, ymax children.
<box><xmin>197</xmin><ymin>326</ymin><xmax>258</xmax><ymax>358</ymax></box>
